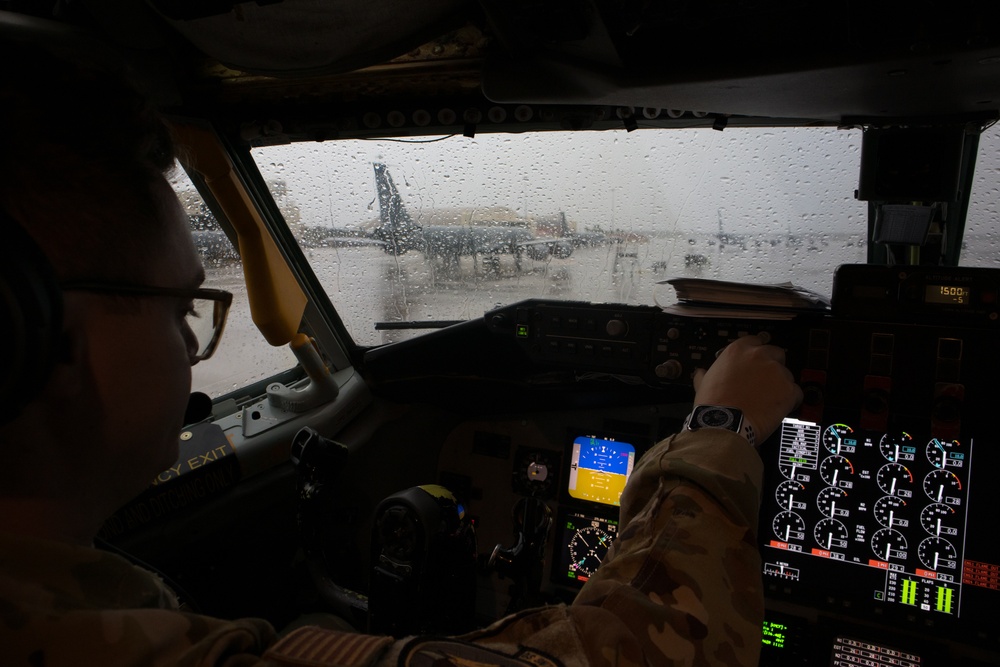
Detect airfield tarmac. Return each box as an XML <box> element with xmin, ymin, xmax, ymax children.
<box><xmin>192</xmin><ymin>234</ymin><xmax>875</xmax><ymax>397</ymax></box>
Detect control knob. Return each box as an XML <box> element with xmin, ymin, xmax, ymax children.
<box><xmin>655</xmin><ymin>359</ymin><xmax>683</xmax><ymax>380</ymax></box>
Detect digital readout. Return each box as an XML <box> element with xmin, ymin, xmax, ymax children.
<box><xmin>925</xmin><ymin>284</ymin><xmax>970</xmax><ymax>305</ymax></box>
<box><xmin>567</xmin><ymin>436</ymin><xmax>635</xmax><ymax>506</ymax></box>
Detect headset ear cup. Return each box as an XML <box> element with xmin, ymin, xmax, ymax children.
<box><xmin>0</xmin><ymin>215</ymin><xmax>63</xmax><ymax>425</ymax></box>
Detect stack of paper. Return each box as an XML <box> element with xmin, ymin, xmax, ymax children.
<box><xmin>659</xmin><ymin>278</ymin><xmax>831</xmax><ymax>319</ymax></box>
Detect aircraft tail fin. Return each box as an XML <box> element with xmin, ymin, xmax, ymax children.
<box><xmin>372</xmin><ymin>162</ymin><xmax>423</xmax><ymax>254</ymax></box>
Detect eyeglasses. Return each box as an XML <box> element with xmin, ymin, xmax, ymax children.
<box><xmin>60</xmin><ymin>282</ymin><xmax>233</xmax><ymax>361</ymax></box>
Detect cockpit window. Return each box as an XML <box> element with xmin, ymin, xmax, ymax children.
<box><xmin>252</xmin><ymin>127</ymin><xmax>871</xmax><ymax>346</ymax></box>
<box><xmin>963</xmin><ymin>122</ymin><xmax>1000</xmax><ymax>269</ymax></box>
<box><xmin>169</xmin><ymin>166</ymin><xmax>296</xmax><ymax>397</ymax></box>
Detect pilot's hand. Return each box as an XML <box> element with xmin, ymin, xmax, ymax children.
<box><xmin>692</xmin><ymin>335</ymin><xmax>803</xmax><ymax>444</ymax></box>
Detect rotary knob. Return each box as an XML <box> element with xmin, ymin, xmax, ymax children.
<box><xmin>655</xmin><ymin>359</ymin><xmax>683</xmax><ymax>380</ymax></box>
<box><xmin>606</xmin><ymin>319</ymin><xmax>628</xmax><ymax>337</ymax></box>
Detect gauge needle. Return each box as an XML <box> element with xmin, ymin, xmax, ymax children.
<box><xmin>934</xmin><ymin>552</ymin><xmax>939</xmax><ymax>570</ymax></box>
<box><xmin>889</xmin><ymin>510</ymin><xmax>894</xmax><ymax>527</ymax></box>
<box><xmin>832</xmin><ymin>469</ymin><xmax>839</xmax><ymax>486</ymax></box>
<box><xmin>936</xmin><ymin>518</ymin><xmax>941</xmax><ymax>536</ymax></box>
<box><xmin>830</xmin><ymin>501</ymin><xmax>837</xmax><ymax>518</ymax></box>
<box><xmin>788</xmin><ymin>495</ymin><xmax>793</xmax><ymax>510</ymax></box>
<box><xmin>785</xmin><ymin>525</ymin><xmax>791</xmax><ymax>541</ymax></box>
<box><xmin>890</xmin><ymin>478</ymin><xmax>897</xmax><ymax>495</ymax></box>
<box><xmin>937</xmin><ymin>486</ymin><xmax>944</xmax><ymax>502</ymax></box>
<box><xmin>895</xmin><ymin>444</ymin><xmax>900</xmax><ymax>461</ymax></box>
<box><xmin>886</xmin><ymin>543</ymin><xmax>891</xmax><ymax>561</ymax></box>
<box><xmin>826</xmin><ymin>532</ymin><xmax>833</xmax><ymax>550</ymax></box>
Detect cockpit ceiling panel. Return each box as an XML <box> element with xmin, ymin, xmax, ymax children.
<box><xmin>481</xmin><ymin>49</ymin><xmax>1000</xmax><ymax>121</ymax></box>
<box><xmin>147</xmin><ymin>0</ymin><xmax>467</xmax><ymax>76</ymax></box>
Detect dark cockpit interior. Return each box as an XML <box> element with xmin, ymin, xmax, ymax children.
<box><xmin>5</xmin><ymin>2</ymin><xmax>1000</xmax><ymax>665</ymax></box>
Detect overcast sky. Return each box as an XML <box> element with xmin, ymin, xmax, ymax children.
<box><xmin>252</xmin><ymin>126</ymin><xmax>873</xmax><ymax>237</ymax></box>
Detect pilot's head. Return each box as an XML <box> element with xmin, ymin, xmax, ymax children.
<box><xmin>0</xmin><ymin>46</ymin><xmax>204</xmax><ymax>544</ymax></box>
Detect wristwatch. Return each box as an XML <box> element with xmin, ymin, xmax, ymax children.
<box><xmin>685</xmin><ymin>405</ymin><xmax>756</xmax><ymax>447</ymax></box>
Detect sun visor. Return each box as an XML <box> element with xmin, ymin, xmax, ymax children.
<box><xmin>171</xmin><ymin>121</ymin><xmax>307</xmax><ymax>347</ymax></box>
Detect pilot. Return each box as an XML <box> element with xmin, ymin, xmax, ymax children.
<box><xmin>0</xmin><ymin>47</ymin><xmax>802</xmax><ymax>666</ymax></box>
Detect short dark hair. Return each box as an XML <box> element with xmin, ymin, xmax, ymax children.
<box><xmin>0</xmin><ymin>43</ymin><xmax>178</xmax><ymax>283</ymax></box>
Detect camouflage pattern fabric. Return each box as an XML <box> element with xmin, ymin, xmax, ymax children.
<box><xmin>1</xmin><ymin>429</ymin><xmax>762</xmax><ymax>666</ymax></box>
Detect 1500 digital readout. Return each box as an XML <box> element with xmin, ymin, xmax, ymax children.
<box><xmin>925</xmin><ymin>284</ymin><xmax>970</xmax><ymax>305</ymax></box>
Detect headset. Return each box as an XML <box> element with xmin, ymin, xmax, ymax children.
<box><xmin>0</xmin><ymin>207</ymin><xmax>63</xmax><ymax>425</ymax></box>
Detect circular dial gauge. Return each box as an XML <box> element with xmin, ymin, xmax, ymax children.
<box><xmin>772</xmin><ymin>511</ymin><xmax>806</xmax><ymax>542</ymax></box>
<box><xmin>775</xmin><ymin>480</ymin><xmax>806</xmax><ymax>511</ymax></box>
<box><xmin>814</xmin><ymin>517</ymin><xmax>849</xmax><ymax>551</ymax></box>
<box><xmin>926</xmin><ymin>438</ymin><xmax>962</xmax><ymax>469</ymax></box>
<box><xmin>876</xmin><ymin>463</ymin><xmax>913</xmax><ymax>496</ymax></box>
<box><xmin>823</xmin><ymin>423</ymin><xmax>855</xmax><ymax>454</ymax></box>
<box><xmin>871</xmin><ymin>527</ymin><xmax>908</xmax><ymax>561</ymax></box>
<box><xmin>920</xmin><ymin>503</ymin><xmax>958</xmax><ymax>537</ymax></box>
<box><xmin>512</xmin><ymin>449</ymin><xmax>558</xmax><ymax>498</ymax></box>
<box><xmin>879</xmin><ymin>432</ymin><xmax>914</xmax><ymax>462</ymax></box>
<box><xmin>816</xmin><ymin>487</ymin><xmax>849</xmax><ymax>518</ymax></box>
<box><xmin>923</xmin><ymin>469</ymin><xmax>962</xmax><ymax>503</ymax></box>
<box><xmin>819</xmin><ymin>455</ymin><xmax>854</xmax><ymax>487</ymax></box>
<box><xmin>873</xmin><ymin>495</ymin><xmax>907</xmax><ymax>528</ymax></box>
<box><xmin>778</xmin><ymin>459</ymin><xmax>806</xmax><ymax>481</ymax></box>
<box><xmin>568</xmin><ymin>526</ymin><xmax>613</xmax><ymax>577</ymax></box>
<box><xmin>918</xmin><ymin>536</ymin><xmax>958</xmax><ymax>571</ymax></box>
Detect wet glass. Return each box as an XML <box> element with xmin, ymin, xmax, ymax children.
<box><xmin>169</xmin><ymin>165</ymin><xmax>295</xmax><ymax>397</ymax></box>
<box><xmin>252</xmin><ymin>127</ymin><xmax>868</xmax><ymax>346</ymax></box>
<box><xmin>962</xmin><ymin>122</ymin><xmax>1000</xmax><ymax>269</ymax></box>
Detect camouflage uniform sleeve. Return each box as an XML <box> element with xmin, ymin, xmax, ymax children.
<box><xmin>303</xmin><ymin>428</ymin><xmax>763</xmax><ymax>667</ymax></box>
<box><xmin>266</xmin><ymin>429</ymin><xmax>765</xmax><ymax>667</ymax></box>
<box><xmin>4</xmin><ymin>429</ymin><xmax>760</xmax><ymax>667</ymax></box>
<box><xmin>569</xmin><ymin>428</ymin><xmax>765</xmax><ymax>666</ymax></box>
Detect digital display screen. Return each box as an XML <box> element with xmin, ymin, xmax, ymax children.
<box><xmin>553</xmin><ymin>509</ymin><xmax>619</xmax><ymax>585</ymax></box>
<box><xmin>567</xmin><ymin>436</ymin><xmax>635</xmax><ymax>506</ymax></box>
<box><xmin>763</xmin><ymin>418</ymin><xmax>975</xmax><ymax>620</ymax></box>
<box><xmin>924</xmin><ymin>284</ymin><xmax>970</xmax><ymax>305</ymax></box>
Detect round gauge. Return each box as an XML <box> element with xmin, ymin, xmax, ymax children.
<box><xmin>923</xmin><ymin>469</ymin><xmax>962</xmax><ymax>503</ymax></box>
<box><xmin>871</xmin><ymin>527</ymin><xmax>908</xmax><ymax>561</ymax></box>
<box><xmin>876</xmin><ymin>462</ymin><xmax>913</xmax><ymax>496</ymax></box>
<box><xmin>822</xmin><ymin>423</ymin><xmax>855</xmax><ymax>454</ymax></box>
<box><xmin>813</xmin><ymin>517</ymin><xmax>849</xmax><ymax>551</ymax></box>
<box><xmin>816</xmin><ymin>486</ymin><xmax>849</xmax><ymax>518</ymax></box>
<box><xmin>819</xmin><ymin>455</ymin><xmax>854</xmax><ymax>487</ymax></box>
<box><xmin>568</xmin><ymin>526</ymin><xmax>613</xmax><ymax>577</ymax></box>
<box><xmin>772</xmin><ymin>511</ymin><xmax>806</xmax><ymax>542</ymax></box>
<box><xmin>926</xmin><ymin>438</ymin><xmax>962</xmax><ymax>469</ymax></box>
<box><xmin>775</xmin><ymin>480</ymin><xmax>806</xmax><ymax>510</ymax></box>
<box><xmin>873</xmin><ymin>495</ymin><xmax>907</xmax><ymax>528</ymax></box>
<box><xmin>918</xmin><ymin>536</ymin><xmax>958</xmax><ymax>571</ymax></box>
<box><xmin>879</xmin><ymin>432</ymin><xmax>913</xmax><ymax>462</ymax></box>
<box><xmin>512</xmin><ymin>449</ymin><xmax>559</xmax><ymax>498</ymax></box>
<box><xmin>920</xmin><ymin>503</ymin><xmax>958</xmax><ymax>537</ymax></box>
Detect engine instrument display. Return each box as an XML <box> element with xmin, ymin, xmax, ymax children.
<box><xmin>763</xmin><ymin>417</ymin><xmax>980</xmax><ymax>624</ymax></box>
<box><xmin>567</xmin><ymin>436</ymin><xmax>635</xmax><ymax>506</ymax></box>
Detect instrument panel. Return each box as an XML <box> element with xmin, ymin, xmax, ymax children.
<box><xmin>482</xmin><ymin>265</ymin><xmax>1000</xmax><ymax>665</ymax></box>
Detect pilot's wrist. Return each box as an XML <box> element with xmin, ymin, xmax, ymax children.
<box><xmin>684</xmin><ymin>405</ymin><xmax>757</xmax><ymax>447</ymax></box>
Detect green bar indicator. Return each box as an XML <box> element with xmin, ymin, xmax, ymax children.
<box><xmin>936</xmin><ymin>586</ymin><xmax>954</xmax><ymax>614</ymax></box>
<box><xmin>901</xmin><ymin>579</ymin><xmax>918</xmax><ymax>606</ymax></box>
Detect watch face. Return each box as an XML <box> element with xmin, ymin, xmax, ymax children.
<box><xmin>696</xmin><ymin>407</ymin><xmax>737</xmax><ymax>429</ymax></box>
